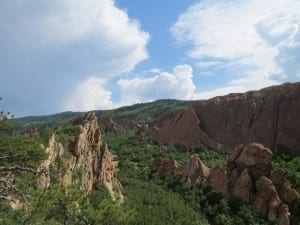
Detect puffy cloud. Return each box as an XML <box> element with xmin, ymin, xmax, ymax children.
<box><xmin>0</xmin><ymin>0</ymin><xmax>149</xmax><ymax>115</ymax></box>
<box><xmin>63</xmin><ymin>77</ymin><xmax>113</xmax><ymax>111</ymax></box>
<box><xmin>0</xmin><ymin>0</ymin><xmax>149</xmax><ymax>78</ymax></box>
<box><xmin>171</xmin><ymin>0</ymin><xmax>300</xmax><ymax>86</ymax></box>
<box><xmin>117</xmin><ymin>65</ymin><xmax>196</xmax><ymax>105</ymax></box>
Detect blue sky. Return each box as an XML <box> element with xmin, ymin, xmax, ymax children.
<box><xmin>0</xmin><ymin>0</ymin><xmax>300</xmax><ymax>117</ymax></box>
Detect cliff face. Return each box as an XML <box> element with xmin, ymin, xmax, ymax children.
<box><xmin>152</xmin><ymin>83</ymin><xmax>300</xmax><ymax>155</ymax></box>
<box><xmin>39</xmin><ymin>112</ymin><xmax>122</xmax><ymax>201</ymax></box>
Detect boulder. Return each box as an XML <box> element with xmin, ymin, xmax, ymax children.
<box><xmin>230</xmin><ymin>143</ymin><xmax>273</xmax><ymax>179</ymax></box>
<box><xmin>181</xmin><ymin>154</ymin><xmax>210</xmax><ymax>186</ymax></box>
<box><xmin>271</xmin><ymin>170</ymin><xmax>299</xmax><ymax>205</ymax></box>
<box><xmin>151</xmin><ymin>157</ymin><xmax>182</xmax><ymax>177</ymax></box>
<box><xmin>278</xmin><ymin>204</ymin><xmax>290</xmax><ymax>225</ymax></box>
<box><xmin>208</xmin><ymin>167</ymin><xmax>228</xmax><ymax>196</ymax></box>
<box><xmin>232</xmin><ymin>169</ymin><xmax>253</xmax><ymax>203</ymax></box>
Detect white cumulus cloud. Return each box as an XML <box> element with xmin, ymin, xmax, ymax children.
<box><xmin>0</xmin><ymin>0</ymin><xmax>150</xmax><ymax>114</ymax></box>
<box><xmin>171</xmin><ymin>0</ymin><xmax>300</xmax><ymax>88</ymax></box>
<box><xmin>117</xmin><ymin>65</ymin><xmax>196</xmax><ymax>105</ymax></box>
<box><xmin>63</xmin><ymin>78</ymin><xmax>113</xmax><ymax>111</ymax></box>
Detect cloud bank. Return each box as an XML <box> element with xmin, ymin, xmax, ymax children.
<box><xmin>171</xmin><ymin>0</ymin><xmax>300</xmax><ymax>89</ymax></box>
<box><xmin>0</xmin><ymin>0</ymin><xmax>149</xmax><ymax>114</ymax></box>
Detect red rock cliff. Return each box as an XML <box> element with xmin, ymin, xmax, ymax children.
<box><xmin>152</xmin><ymin>83</ymin><xmax>300</xmax><ymax>155</ymax></box>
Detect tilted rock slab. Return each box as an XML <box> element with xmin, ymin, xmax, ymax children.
<box><xmin>39</xmin><ymin>112</ymin><xmax>123</xmax><ymax>202</ymax></box>
<box><xmin>152</xmin><ymin>83</ymin><xmax>300</xmax><ymax>156</ymax></box>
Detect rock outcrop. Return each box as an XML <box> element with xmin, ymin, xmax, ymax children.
<box><xmin>207</xmin><ymin>167</ymin><xmax>228</xmax><ymax>196</ymax></box>
<box><xmin>39</xmin><ymin>112</ymin><xmax>122</xmax><ymax>201</ymax></box>
<box><xmin>152</xmin><ymin>83</ymin><xmax>300</xmax><ymax>156</ymax></box>
<box><xmin>151</xmin><ymin>143</ymin><xmax>299</xmax><ymax>225</ymax></box>
<box><xmin>98</xmin><ymin>115</ymin><xmax>117</xmax><ymax>134</ymax></box>
<box><xmin>117</xmin><ymin>119</ymin><xmax>139</xmax><ymax>130</ymax></box>
<box><xmin>151</xmin><ymin>154</ymin><xmax>210</xmax><ymax>186</ymax></box>
<box><xmin>152</xmin><ymin>108</ymin><xmax>222</xmax><ymax>150</ymax></box>
<box><xmin>181</xmin><ymin>154</ymin><xmax>210</xmax><ymax>186</ymax></box>
<box><xmin>226</xmin><ymin>143</ymin><xmax>298</xmax><ymax>224</ymax></box>
<box><xmin>227</xmin><ymin>143</ymin><xmax>273</xmax><ymax>180</ymax></box>
<box><xmin>151</xmin><ymin>157</ymin><xmax>182</xmax><ymax>177</ymax></box>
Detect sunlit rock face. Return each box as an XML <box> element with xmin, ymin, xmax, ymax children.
<box><xmin>39</xmin><ymin>112</ymin><xmax>123</xmax><ymax>202</ymax></box>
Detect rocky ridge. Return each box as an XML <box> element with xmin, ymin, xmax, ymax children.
<box><xmin>39</xmin><ymin>112</ymin><xmax>123</xmax><ymax>202</ymax></box>
<box><xmin>151</xmin><ymin>143</ymin><xmax>299</xmax><ymax>225</ymax></box>
<box><xmin>152</xmin><ymin>83</ymin><xmax>300</xmax><ymax>156</ymax></box>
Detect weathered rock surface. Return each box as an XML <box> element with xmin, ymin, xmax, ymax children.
<box><xmin>98</xmin><ymin>115</ymin><xmax>117</xmax><ymax>134</ymax></box>
<box><xmin>207</xmin><ymin>167</ymin><xmax>229</xmax><ymax>196</ymax></box>
<box><xmin>151</xmin><ymin>154</ymin><xmax>210</xmax><ymax>186</ymax></box>
<box><xmin>181</xmin><ymin>154</ymin><xmax>210</xmax><ymax>186</ymax></box>
<box><xmin>271</xmin><ymin>170</ymin><xmax>299</xmax><ymax>205</ymax></box>
<box><xmin>228</xmin><ymin>143</ymin><xmax>273</xmax><ymax>179</ymax></box>
<box><xmin>40</xmin><ymin>112</ymin><xmax>122</xmax><ymax>201</ymax></box>
<box><xmin>278</xmin><ymin>204</ymin><xmax>291</xmax><ymax>225</ymax></box>
<box><xmin>226</xmin><ymin>144</ymin><xmax>298</xmax><ymax>224</ymax></box>
<box><xmin>152</xmin><ymin>83</ymin><xmax>300</xmax><ymax>156</ymax></box>
<box><xmin>151</xmin><ymin>157</ymin><xmax>182</xmax><ymax>177</ymax></box>
<box><xmin>152</xmin><ymin>108</ymin><xmax>223</xmax><ymax>150</ymax></box>
<box><xmin>117</xmin><ymin>119</ymin><xmax>139</xmax><ymax>130</ymax></box>
<box><xmin>151</xmin><ymin>143</ymin><xmax>299</xmax><ymax>225</ymax></box>
<box><xmin>232</xmin><ymin>169</ymin><xmax>253</xmax><ymax>203</ymax></box>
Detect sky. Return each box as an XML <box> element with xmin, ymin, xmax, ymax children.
<box><xmin>0</xmin><ymin>0</ymin><xmax>300</xmax><ymax>117</ymax></box>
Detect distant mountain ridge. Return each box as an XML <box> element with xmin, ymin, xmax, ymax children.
<box><xmin>13</xmin><ymin>99</ymin><xmax>195</xmax><ymax>131</ymax></box>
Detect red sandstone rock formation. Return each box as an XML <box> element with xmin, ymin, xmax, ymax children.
<box><xmin>24</xmin><ymin>128</ymin><xmax>40</xmax><ymax>137</ymax></box>
<box><xmin>227</xmin><ymin>143</ymin><xmax>273</xmax><ymax>179</ymax></box>
<box><xmin>151</xmin><ymin>143</ymin><xmax>299</xmax><ymax>225</ymax></box>
<box><xmin>152</xmin><ymin>83</ymin><xmax>300</xmax><ymax>156</ymax></box>
<box><xmin>151</xmin><ymin>157</ymin><xmax>182</xmax><ymax>177</ymax></box>
<box><xmin>207</xmin><ymin>167</ymin><xmax>229</xmax><ymax>196</ymax></box>
<box><xmin>181</xmin><ymin>154</ymin><xmax>210</xmax><ymax>187</ymax></box>
<box><xmin>152</xmin><ymin>108</ymin><xmax>222</xmax><ymax>150</ymax></box>
<box><xmin>98</xmin><ymin>115</ymin><xmax>117</xmax><ymax>134</ymax></box>
<box><xmin>40</xmin><ymin>112</ymin><xmax>123</xmax><ymax>201</ymax></box>
<box><xmin>117</xmin><ymin>119</ymin><xmax>139</xmax><ymax>130</ymax></box>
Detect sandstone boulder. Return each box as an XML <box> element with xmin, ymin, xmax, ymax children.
<box><xmin>271</xmin><ymin>170</ymin><xmax>299</xmax><ymax>205</ymax></box>
<box><xmin>151</xmin><ymin>157</ymin><xmax>182</xmax><ymax>177</ymax></box>
<box><xmin>278</xmin><ymin>204</ymin><xmax>290</xmax><ymax>225</ymax></box>
<box><xmin>181</xmin><ymin>154</ymin><xmax>210</xmax><ymax>186</ymax></box>
<box><xmin>208</xmin><ymin>167</ymin><xmax>228</xmax><ymax>196</ymax></box>
<box><xmin>229</xmin><ymin>143</ymin><xmax>273</xmax><ymax>179</ymax></box>
<box><xmin>232</xmin><ymin>169</ymin><xmax>253</xmax><ymax>203</ymax></box>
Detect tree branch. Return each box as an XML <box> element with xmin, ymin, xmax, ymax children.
<box><xmin>0</xmin><ymin>166</ymin><xmax>47</xmax><ymax>175</ymax></box>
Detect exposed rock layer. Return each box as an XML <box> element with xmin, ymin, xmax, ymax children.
<box><xmin>152</xmin><ymin>83</ymin><xmax>300</xmax><ymax>156</ymax></box>
<box><xmin>40</xmin><ymin>112</ymin><xmax>122</xmax><ymax>201</ymax></box>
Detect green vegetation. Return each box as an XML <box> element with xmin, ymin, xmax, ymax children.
<box><xmin>2</xmin><ymin>96</ymin><xmax>300</xmax><ymax>225</ymax></box>
<box><xmin>55</xmin><ymin>124</ymin><xmax>81</xmax><ymax>144</ymax></box>
<box><xmin>104</xmin><ymin>130</ymin><xmax>209</xmax><ymax>225</ymax></box>
<box><xmin>273</xmin><ymin>153</ymin><xmax>300</xmax><ymax>224</ymax></box>
<box><xmin>12</xmin><ymin>99</ymin><xmax>195</xmax><ymax>131</ymax></box>
<box><xmin>103</xmin><ymin>130</ymin><xmax>277</xmax><ymax>225</ymax></box>
<box><xmin>253</xmin><ymin>90</ymin><xmax>268</xmax><ymax>100</ymax></box>
<box><xmin>0</xmin><ymin>101</ymin><xmax>133</xmax><ymax>225</ymax></box>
